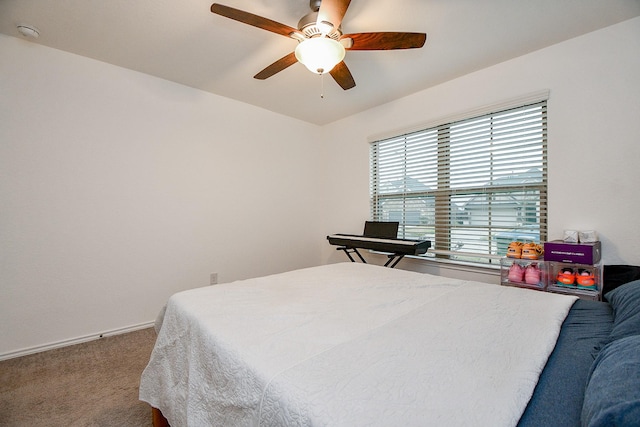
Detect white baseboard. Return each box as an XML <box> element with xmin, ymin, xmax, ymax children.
<box><xmin>0</xmin><ymin>321</ymin><xmax>155</xmax><ymax>361</ymax></box>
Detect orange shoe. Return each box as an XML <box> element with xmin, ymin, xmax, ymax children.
<box><xmin>576</xmin><ymin>269</ymin><xmax>596</xmax><ymax>289</ymax></box>
<box><xmin>507</xmin><ymin>241</ymin><xmax>524</xmax><ymax>258</ymax></box>
<box><xmin>521</xmin><ymin>243</ymin><xmax>544</xmax><ymax>260</ymax></box>
<box><xmin>556</xmin><ymin>268</ymin><xmax>576</xmax><ymax>287</ymax></box>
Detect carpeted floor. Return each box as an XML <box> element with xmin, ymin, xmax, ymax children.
<box><xmin>0</xmin><ymin>328</ymin><xmax>157</xmax><ymax>427</ymax></box>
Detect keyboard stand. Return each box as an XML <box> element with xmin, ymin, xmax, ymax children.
<box><xmin>337</xmin><ymin>246</ymin><xmax>366</xmax><ymax>263</ymax></box>
<box><xmin>384</xmin><ymin>254</ymin><xmax>405</xmax><ymax>268</ymax></box>
<box><xmin>328</xmin><ymin>233</ymin><xmax>430</xmax><ymax>269</ymax></box>
<box><xmin>336</xmin><ymin>246</ymin><xmax>405</xmax><ymax>268</ymax></box>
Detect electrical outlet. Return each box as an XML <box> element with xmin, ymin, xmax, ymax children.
<box><xmin>210</xmin><ymin>273</ymin><xmax>218</xmax><ymax>285</ymax></box>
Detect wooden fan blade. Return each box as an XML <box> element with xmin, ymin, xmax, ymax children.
<box><xmin>330</xmin><ymin>61</ymin><xmax>356</xmax><ymax>90</ymax></box>
<box><xmin>317</xmin><ymin>0</ymin><xmax>351</xmax><ymax>31</ymax></box>
<box><xmin>341</xmin><ymin>32</ymin><xmax>427</xmax><ymax>50</ymax></box>
<box><xmin>254</xmin><ymin>52</ymin><xmax>298</xmax><ymax>80</ymax></box>
<box><xmin>211</xmin><ymin>3</ymin><xmax>302</xmax><ymax>38</ymax></box>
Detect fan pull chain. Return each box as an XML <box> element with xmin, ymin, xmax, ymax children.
<box><xmin>320</xmin><ymin>73</ymin><xmax>325</xmax><ymax>99</ymax></box>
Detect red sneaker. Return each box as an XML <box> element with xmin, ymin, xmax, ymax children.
<box><xmin>556</xmin><ymin>268</ymin><xmax>576</xmax><ymax>287</ymax></box>
<box><xmin>576</xmin><ymin>269</ymin><xmax>596</xmax><ymax>289</ymax></box>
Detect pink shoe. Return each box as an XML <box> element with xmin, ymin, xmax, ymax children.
<box><xmin>524</xmin><ymin>264</ymin><xmax>541</xmax><ymax>285</ymax></box>
<box><xmin>508</xmin><ymin>263</ymin><xmax>525</xmax><ymax>283</ymax></box>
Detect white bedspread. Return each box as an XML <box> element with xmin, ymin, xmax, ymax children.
<box><xmin>139</xmin><ymin>262</ymin><xmax>576</xmax><ymax>427</ymax></box>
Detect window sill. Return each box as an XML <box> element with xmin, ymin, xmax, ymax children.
<box><xmin>369</xmin><ymin>250</ymin><xmax>501</xmax><ymax>283</ymax></box>
<box><xmin>407</xmin><ymin>253</ymin><xmax>500</xmax><ymax>272</ymax></box>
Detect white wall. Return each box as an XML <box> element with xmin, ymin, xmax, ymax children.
<box><xmin>320</xmin><ymin>18</ymin><xmax>640</xmax><ymax>275</ymax></box>
<box><xmin>0</xmin><ymin>35</ymin><xmax>325</xmax><ymax>357</ymax></box>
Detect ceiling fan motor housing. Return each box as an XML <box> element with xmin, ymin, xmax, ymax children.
<box><xmin>298</xmin><ymin>11</ymin><xmax>342</xmax><ymax>39</ymax></box>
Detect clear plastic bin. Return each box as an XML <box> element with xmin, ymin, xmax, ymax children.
<box><xmin>500</xmin><ymin>258</ymin><xmax>548</xmax><ymax>291</ymax></box>
<box><xmin>547</xmin><ymin>261</ymin><xmax>602</xmax><ymax>301</ymax></box>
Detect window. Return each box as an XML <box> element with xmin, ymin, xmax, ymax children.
<box><xmin>370</xmin><ymin>101</ymin><xmax>547</xmax><ymax>265</ymax></box>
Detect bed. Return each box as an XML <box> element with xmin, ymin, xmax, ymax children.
<box><xmin>139</xmin><ymin>262</ymin><xmax>640</xmax><ymax>426</ymax></box>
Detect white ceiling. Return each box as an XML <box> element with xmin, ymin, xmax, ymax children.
<box><xmin>1</xmin><ymin>0</ymin><xmax>639</xmax><ymax>125</ymax></box>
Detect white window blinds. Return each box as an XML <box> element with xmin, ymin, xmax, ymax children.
<box><xmin>370</xmin><ymin>101</ymin><xmax>547</xmax><ymax>265</ymax></box>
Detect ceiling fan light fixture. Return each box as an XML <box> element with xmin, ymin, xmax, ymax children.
<box><xmin>294</xmin><ymin>37</ymin><xmax>345</xmax><ymax>75</ymax></box>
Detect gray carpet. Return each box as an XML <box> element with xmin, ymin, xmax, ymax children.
<box><xmin>0</xmin><ymin>328</ymin><xmax>157</xmax><ymax>427</ymax></box>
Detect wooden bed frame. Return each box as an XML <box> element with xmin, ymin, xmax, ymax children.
<box><xmin>152</xmin><ymin>407</ymin><xmax>169</xmax><ymax>427</ymax></box>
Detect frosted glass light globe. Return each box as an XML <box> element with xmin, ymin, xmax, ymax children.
<box><xmin>295</xmin><ymin>37</ymin><xmax>345</xmax><ymax>75</ymax></box>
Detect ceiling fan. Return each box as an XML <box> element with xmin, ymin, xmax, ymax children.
<box><xmin>210</xmin><ymin>0</ymin><xmax>427</xmax><ymax>90</ymax></box>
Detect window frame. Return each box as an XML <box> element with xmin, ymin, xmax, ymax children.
<box><xmin>369</xmin><ymin>97</ymin><xmax>548</xmax><ymax>266</ymax></box>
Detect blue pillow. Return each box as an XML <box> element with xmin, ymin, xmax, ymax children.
<box><xmin>605</xmin><ymin>279</ymin><xmax>640</xmax><ymax>342</ymax></box>
<box><xmin>582</xmin><ymin>335</ymin><xmax>640</xmax><ymax>426</ymax></box>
